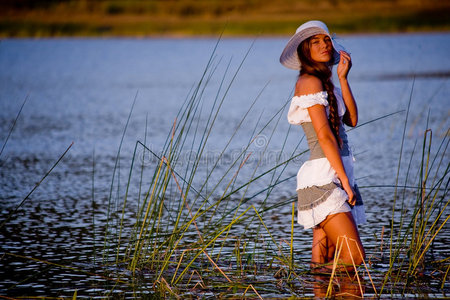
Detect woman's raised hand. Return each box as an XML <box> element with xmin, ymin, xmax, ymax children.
<box><xmin>337</xmin><ymin>51</ymin><xmax>352</xmax><ymax>80</ymax></box>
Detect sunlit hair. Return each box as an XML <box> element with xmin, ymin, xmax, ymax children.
<box><xmin>297</xmin><ymin>36</ymin><xmax>342</xmax><ymax>147</ymax></box>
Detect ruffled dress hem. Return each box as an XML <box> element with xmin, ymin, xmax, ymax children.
<box><xmin>297</xmin><ymin>188</ymin><xmax>348</xmax><ymax>229</ymax></box>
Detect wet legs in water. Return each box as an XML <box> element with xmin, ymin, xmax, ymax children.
<box><xmin>311</xmin><ymin>211</ymin><xmax>365</xmax><ymax>271</ymax></box>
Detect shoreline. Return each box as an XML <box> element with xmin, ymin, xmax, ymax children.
<box><xmin>2</xmin><ymin>27</ymin><xmax>449</xmax><ymax>39</ymax></box>
<box><xmin>1</xmin><ymin>0</ymin><xmax>449</xmax><ymax>38</ymax></box>
<box><xmin>1</xmin><ymin>30</ymin><xmax>449</xmax><ymax>40</ymax></box>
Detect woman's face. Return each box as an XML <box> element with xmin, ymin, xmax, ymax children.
<box><xmin>309</xmin><ymin>34</ymin><xmax>333</xmax><ymax>63</ymax></box>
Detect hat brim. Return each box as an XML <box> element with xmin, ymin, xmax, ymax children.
<box><xmin>280</xmin><ymin>27</ymin><xmax>345</xmax><ymax>70</ymax></box>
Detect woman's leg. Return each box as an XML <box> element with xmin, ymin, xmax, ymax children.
<box><xmin>317</xmin><ymin>211</ymin><xmax>365</xmax><ymax>270</ymax></box>
<box><xmin>311</xmin><ymin>227</ymin><xmax>336</xmax><ymax>267</ymax></box>
<box><xmin>311</xmin><ymin>227</ymin><xmax>327</xmax><ymax>267</ymax></box>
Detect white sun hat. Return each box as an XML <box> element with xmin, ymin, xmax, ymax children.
<box><xmin>279</xmin><ymin>20</ymin><xmax>345</xmax><ymax>70</ymax></box>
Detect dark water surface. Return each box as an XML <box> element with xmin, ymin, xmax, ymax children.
<box><xmin>0</xmin><ymin>34</ymin><xmax>449</xmax><ymax>298</ymax></box>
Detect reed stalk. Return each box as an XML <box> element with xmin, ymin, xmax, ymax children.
<box><xmin>0</xmin><ymin>142</ymin><xmax>73</xmax><ymax>229</ymax></box>
<box><xmin>290</xmin><ymin>200</ymin><xmax>295</xmax><ymax>273</ymax></box>
<box><xmin>92</xmin><ymin>36</ymin><xmax>303</xmax><ymax>299</ymax></box>
<box><xmin>102</xmin><ymin>91</ymin><xmax>138</xmax><ymax>263</ymax></box>
<box><xmin>379</xmin><ymin>80</ymin><xmax>449</xmax><ymax>296</ymax></box>
<box><xmin>0</xmin><ymin>95</ymin><xmax>28</xmax><ymax>159</ymax></box>
<box><xmin>0</xmin><ymin>96</ymin><xmax>74</xmax><ymax>229</ymax></box>
<box><xmin>92</xmin><ymin>148</ymin><xmax>97</xmax><ymax>266</ymax></box>
<box><xmin>88</xmin><ymin>40</ymin><xmax>450</xmax><ymax>298</ymax></box>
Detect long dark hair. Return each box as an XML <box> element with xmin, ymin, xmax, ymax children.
<box><xmin>297</xmin><ymin>37</ymin><xmax>342</xmax><ymax>147</ymax></box>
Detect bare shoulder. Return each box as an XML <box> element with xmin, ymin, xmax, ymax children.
<box><xmin>294</xmin><ymin>74</ymin><xmax>324</xmax><ymax>97</ymax></box>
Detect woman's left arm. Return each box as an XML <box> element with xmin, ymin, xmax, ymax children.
<box><xmin>337</xmin><ymin>51</ymin><xmax>358</xmax><ymax>127</ymax></box>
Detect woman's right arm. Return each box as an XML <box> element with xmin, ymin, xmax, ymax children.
<box><xmin>296</xmin><ymin>75</ymin><xmax>355</xmax><ymax>205</ymax></box>
<box><xmin>307</xmin><ymin>104</ymin><xmax>355</xmax><ymax>205</ymax></box>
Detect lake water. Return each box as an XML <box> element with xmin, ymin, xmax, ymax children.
<box><xmin>0</xmin><ymin>34</ymin><xmax>449</xmax><ymax>298</ymax></box>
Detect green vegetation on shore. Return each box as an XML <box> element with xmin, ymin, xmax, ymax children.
<box><xmin>1</xmin><ymin>0</ymin><xmax>449</xmax><ymax>37</ymax></box>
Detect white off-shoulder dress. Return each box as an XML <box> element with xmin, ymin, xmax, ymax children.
<box><xmin>288</xmin><ymin>89</ymin><xmax>366</xmax><ymax>229</ymax></box>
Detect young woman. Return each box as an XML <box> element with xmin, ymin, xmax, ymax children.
<box><xmin>280</xmin><ymin>20</ymin><xmax>366</xmax><ymax>271</ymax></box>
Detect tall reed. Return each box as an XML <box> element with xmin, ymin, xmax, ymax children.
<box><xmin>380</xmin><ymin>81</ymin><xmax>449</xmax><ymax>295</ymax></box>
<box><xmin>94</xmin><ymin>47</ymin><xmax>450</xmax><ymax>298</ymax></box>
<box><xmin>0</xmin><ymin>95</ymin><xmax>73</xmax><ymax>229</ymax></box>
<box><xmin>95</xmin><ymin>38</ymin><xmax>303</xmax><ymax>297</ymax></box>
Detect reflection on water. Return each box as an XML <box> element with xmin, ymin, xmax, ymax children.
<box><xmin>0</xmin><ymin>34</ymin><xmax>449</xmax><ymax>297</ymax></box>
<box><xmin>312</xmin><ymin>274</ymin><xmax>364</xmax><ymax>299</ymax></box>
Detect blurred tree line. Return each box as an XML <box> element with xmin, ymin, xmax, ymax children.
<box><xmin>1</xmin><ymin>0</ymin><xmax>449</xmax><ymax>37</ymax></box>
